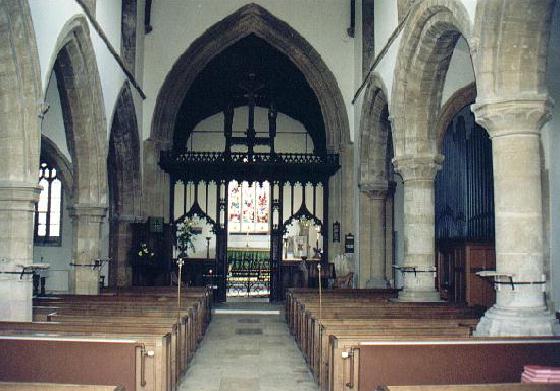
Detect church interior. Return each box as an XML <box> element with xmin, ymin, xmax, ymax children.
<box><xmin>1</xmin><ymin>0</ymin><xmax>560</xmax><ymax>390</ymax></box>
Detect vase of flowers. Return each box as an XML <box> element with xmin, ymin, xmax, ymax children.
<box><xmin>176</xmin><ymin>220</ymin><xmax>196</xmax><ymax>258</ymax></box>
<box><xmin>134</xmin><ymin>242</ymin><xmax>157</xmax><ymax>268</ymax></box>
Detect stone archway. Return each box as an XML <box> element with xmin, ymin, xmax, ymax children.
<box><xmin>151</xmin><ymin>3</ymin><xmax>349</xmax><ymax>152</ymax></box>
<box><xmin>358</xmin><ymin>76</ymin><xmax>393</xmax><ymax>289</ymax></box>
<box><xmin>108</xmin><ymin>82</ymin><xmax>142</xmax><ymax>287</ymax></box>
<box><xmin>51</xmin><ymin>17</ymin><xmax>108</xmax><ymax>294</ymax></box>
<box><xmin>0</xmin><ymin>0</ymin><xmax>43</xmax><ymax>321</ymax></box>
<box><xmin>146</xmin><ymin>3</ymin><xmax>353</xmax><ymax>244</ymax></box>
<box><xmin>390</xmin><ymin>0</ymin><xmax>473</xmax><ymax>302</ymax></box>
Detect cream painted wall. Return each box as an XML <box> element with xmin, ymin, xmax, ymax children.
<box><xmin>29</xmin><ymin>0</ymin><xmax>128</xmax><ymax>137</ymax></box>
<box><xmin>41</xmin><ymin>73</ymin><xmax>71</xmax><ymax>162</ymax></box>
<box><xmin>142</xmin><ymin>0</ymin><xmax>355</xmax><ymax>141</ymax></box>
<box><xmin>33</xmin><ymin>192</ymin><xmax>73</xmax><ymax>293</ymax></box>
<box><xmin>441</xmin><ymin>36</ymin><xmax>475</xmax><ymax>105</ymax></box>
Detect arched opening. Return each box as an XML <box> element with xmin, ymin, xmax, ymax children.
<box><xmin>358</xmin><ymin>78</ymin><xmax>399</xmax><ymax>289</ymax></box>
<box><xmin>108</xmin><ymin>83</ymin><xmax>142</xmax><ymax>288</ymax></box>
<box><xmin>435</xmin><ymin>83</ymin><xmax>496</xmax><ymax>308</ymax></box>
<box><xmin>390</xmin><ymin>0</ymin><xmax>474</xmax><ymax>301</ymax></box>
<box><xmin>145</xmin><ymin>4</ymin><xmax>350</xmax><ymax>302</ymax></box>
<box><xmin>46</xmin><ymin>17</ymin><xmax>108</xmax><ymax>294</ymax></box>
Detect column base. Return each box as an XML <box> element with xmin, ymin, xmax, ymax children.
<box><xmin>366</xmin><ymin>277</ymin><xmax>389</xmax><ymax>289</ymax></box>
<box><xmin>70</xmin><ymin>268</ymin><xmax>100</xmax><ymax>295</ymax></box>
<box><xmin>474</xmin><ymin>305</ymin><xmax>559</xmax><ymax>336</ymax></box>
<box><xmin>0</xmin><ymin>277</ymin><xmax>32</xmax><ymax>321</ymax></box>
<box><xmin>393</xmin><ymin>288</ymin><xmax>443</xmax><ymax>302</ymax></box>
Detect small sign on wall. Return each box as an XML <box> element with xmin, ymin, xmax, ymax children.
<box><xmin>344</xmin><ymin>233</ymin><xmax>354</xmax><ymax>254</ymax></box>
<box><xmin>333</xmin><ymin>221</ymin><xmax>341</xmax><ymax>243</ymax></box>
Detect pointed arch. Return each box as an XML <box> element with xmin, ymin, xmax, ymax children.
<box><xmin>390</xmin><ymin>0</ymin><xmax>473</xmax><ymax>158</ymax></box>
<box><xmin>108</xmin><ymin>82</ymin><xmax>141</xmax><ymax>287</ymax></box>
<box><xmin>151</xmin><ymin>3</ymin><xmax>349</xmax><ymax>153</ymax></box>
<box><xmin>0</xmin><ymin>0</ymin><xmax>42</xmax><ymax>182</ymax></box>
<box><xmin>359</xmin><ymin>75</ymin><xmax>391</xmax><ymax>188</ymax></box>
<box><xmin>52</xmin><ymin>16</ymin><xmax>107</xmax><ymax>206</ymax></box>
<box><xmin>108</xmin><ymin>82</ymin><xmax>142</xmax><ymax>219</ymax></box>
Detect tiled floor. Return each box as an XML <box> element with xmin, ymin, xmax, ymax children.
<box><xmin>178</xmin><ymin>303</ymin><xmax>318</xmax><ymax>391</ymax></box>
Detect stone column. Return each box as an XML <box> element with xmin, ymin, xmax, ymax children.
<box><xmin>392</xmin><ymin>155</ymin><xmax>442</xmax><ymax>302</ymax></box>
<box><xmin>109</xmin><ymin>215</ymin><xmax>139</xmax><ymax>287</ymax></box>
<box><xmin>385</xmin><ymin>182</ymin><xmax>396</xmax><ymax>287</ymax></box>
<box><xmin>359</xmin><ymin>184</ymin><xmax>389</xmax><ymax>288</ymax></box>
<box><xmin>0</xmin><ymin>181</ymin><xmax>41</xmax><ymax>321</ymax></box>
<box><xmin>472</xmin><ymin>99</ymin><xmax>558</xmax><ymax>336</ymax></box>
<box><xmin>69</xmin><ymin>204</ymin><xmax>107</xmax><ymax>295</ymax></box>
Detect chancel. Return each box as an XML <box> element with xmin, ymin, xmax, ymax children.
<box><xmin>0</xmin><ymin>1</ymin><xmax>560</xmax><ymax>390</ymax></box>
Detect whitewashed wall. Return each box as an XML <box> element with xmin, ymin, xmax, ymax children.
<box><xmin>41</xmin><ymin>73</ymin><xmax>71</xmax><ymax>162</ymax></box>
<box><xmin>142</xmin><ymin>0</ymin><xmax>356</xmax><ymax>141</ymax></box>
<box><xmin>441</xmin><ymin>36</ymin><xmax>475</xmax><ymax>104</ymax></box>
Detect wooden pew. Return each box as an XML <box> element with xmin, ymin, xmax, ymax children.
<box><xmin>0</xmin><ymin>323</ymin><xmax>173</xmax><ymax>391</ymax></box>
<box><xmin>0</xmin><ymin>383</ymin><xmax>123</xmax><ymax>391</ymax></box>
<box><xmin>377</xmin><ymin>385</ymin><xmax>560</xmax><ymax>391</ymax></box>
<box><xmin>313</xmin><ymin>320</ymin><xmax>476</xmax><ymax>386</ymax></box>
<box><xmin>329</xmin><ymin>337</ymin><xmax>560</xmax><ymax>391</ymax></box>
<box><xmin>0</xmin><ymin>336</ymin><xmax>138</xmax><ymax>391</ymax></box>
<box><xmin>42</xmin><ymin>304</ymin><xmax>192</xmax><ymax>373</ymax></box>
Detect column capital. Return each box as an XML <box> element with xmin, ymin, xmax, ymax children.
<box><xmin>69</xmin><ymin>203</ymin><xmax>107</xmax><ymax>223</ymax></box>
<box><xmin>0</xmin><ymin>180</ymin><xmax>42</xmax><ymax>203</ymax></box>
<box><xmin>360</xmin><ymin>181</ymin><xmax>388</xmax><ymax>199</ymax></box>
<box><xmin>392</xmin><ymin>154</ymin><xmax>443</xmax><ymax>181</ymax></box>
<box><xmin>472</xmin><ymin>96</ymin><xmax>553</xmax><ymax>138</ymax></box>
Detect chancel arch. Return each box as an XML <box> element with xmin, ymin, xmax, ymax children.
<box><xmin>50</xmin><ymin>16</ymin><xmax>108</xmax><ymax>295</ymax></box>
<box><xmin>156</xmin><ymin>32</ymin><xmax>340</xmax><ymax>302</ymax></box>
<box><xmin>146</xmin><ymin>3</ymin><xmax>352</xmax><ymax>238</ymax></box>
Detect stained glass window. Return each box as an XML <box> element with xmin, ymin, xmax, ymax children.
<box><xmin>228</xmin><ymin>181</ymin><xmax>269</xmax><ymax>233</ymax></box>
<box><xmin>34</xmin><ymin>161</ymin><xmax>62</xmax><ymax>245</ymax></box>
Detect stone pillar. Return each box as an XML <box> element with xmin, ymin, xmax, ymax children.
<box><xmin>358</xmin><ymin>190</ymin><xmax>372</xmax><ymax>288</ymax></box>
<box><xmin>392</xmin><ymin>155</ymin><xmax>442</xmax><ymax>302</ymax></box>
<box><xmin>69</xmin><ymin>204</ymin><xmax>107</xmax><ymax>295</ymax></box>
<box><xmin>385</xmin><ymin>182</ymin><xmax>396</xmax><ymax>287</ymax></box>
<box><xmin>109</xmin><ymin>215</ymin><xmax>139</xmax><ymax>287</ymax></box>
<box><xmin>359</xmin><ymin>184</ymin><xmax>388</xmax><ymax>288</ymax></box>
<box><xmin>0</xmin><ymin>181</ymin><xmax>41</xmax><ymax>321</ymax></box>
<box><xmin>472</xmin><ymin>99</ymin><xmax>558</xmax><ymax>336</ymax></box>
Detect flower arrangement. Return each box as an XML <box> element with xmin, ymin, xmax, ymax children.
<box><xmin>137</xmin><ymin>243</ymin><xmax>155</xmax><ymax>259</ymax></box>
<box><xmin>176</xmin><ymin>220</ymin><xmax>196</xmax><ymax>257</ymax></box>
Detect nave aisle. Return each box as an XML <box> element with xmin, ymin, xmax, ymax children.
<box><xmin>179</xmin><ymin>303</ymin><xmax>318</xmax><ymax>391</ymax></box>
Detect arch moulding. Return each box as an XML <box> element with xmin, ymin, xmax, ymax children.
<box><xmin>390</xmin><ymin>0</ymin><xmax>473</xmax><ymax>158</ymax></box>
<box><xmin>359</xmin><ymin>74</ymin><xmax>391</xmax><ymax>189</ymax></box>
<box><xmin>150</xmin><ymin>3</ymin><xmax>350</xmax><ymax>153</ymax></box>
